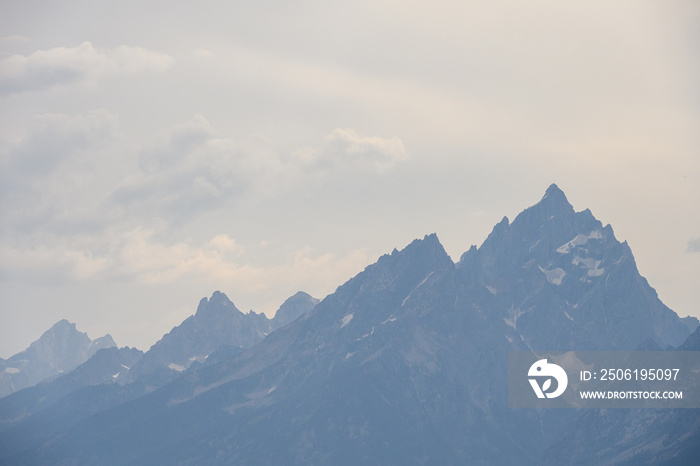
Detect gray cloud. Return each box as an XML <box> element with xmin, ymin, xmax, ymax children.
<box><xmin>110</xmin><ymin>119</ymin><xmax>407</xmax><ymax>226</ymax></box>
<box><xmin>8</xmin><ymin>109</ymin><xmax>119</xmax><ymax>175</ymax></box>
<box><xmin>0</xmin><ymin>110</ymin><xmax>125</xmax><ymax>248</ymax></box>
<box><xmin>109</xmin><ymin>116</ymin><xmax>252</xmax><ymax>224</ymax></box>
<box><xmin>688</xmin><ymin>237</ymin><xmax>700</xmax><ymax>253</ymax></box>
<box><xmin>0</xmin><ymin>41</ymin><xmax>173</xmax><ymax>95</ymax></box>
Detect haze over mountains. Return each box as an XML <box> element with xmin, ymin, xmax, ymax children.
<box><xmin>0</xmin><ymin>320</ymin><xmax>116</xmax><ymax>398</ymax></box>
<box><xmin>0</xmin><ymin>185</ymin><xmax>697</xmax><ymax>465</ymax></box>
<box><xmin>0</xmin><ymin>290</ymin><xmax>319</xmax><ymax>398</ymax></box>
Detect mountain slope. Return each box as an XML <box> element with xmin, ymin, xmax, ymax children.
<box><xmin>457</xmin><ymin>183</ymin><xmax>690</xmax><ymax>350</ymax></box>
<box><xmin>271</xmin><ymin>291</ymin><xmax>320</xmax><ymax>328</ymax></box>
<box><xmin>125</xmin><ymin>290</ymin><xmax>317</xmax><ymax>386</ymax></box>
<box><xmin>0</xmin><ymin>320</ymin><xmax>116</xmax><ymax>398</ymax></box>
<box><xmin>0</xmin><ymin>346</ymin><xmax>142</xmax><ymax>431</ymax></box>
<box><xmin>543</xmin><ymin>327</ymin><xmax>700</xmax><ymax>465</ymax></box>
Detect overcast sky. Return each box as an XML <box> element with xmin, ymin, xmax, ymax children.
<box><xmin>1</xmin><ymin>0</ymin><xmax>698</xmax><ymax>357</ymax></box>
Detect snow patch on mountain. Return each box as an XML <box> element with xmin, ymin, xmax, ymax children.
<box><xmin>340</xmin><ymin>314</ymin><xmax>354</xmax><ymax>328</ymax></box>
<box><xmin>539</xmin><ymin>266</ymin><xmax>566</xmax><ymax>285</ymax></box>
<box><xmin>556</xmin><ymin>230</ymin><xmax>603</xmax><ymax>254</ymax></box>
<box><xmin>357</xmin><ymin>327</ymin><xmax>375</xmax><ymax>341</ymax></box>
<box><xmin>402</xmin><ymin>272</ymin><xmax>434</xmax><ymax>306</ymax></box>
<box><xmin>504</xmin><ymin>306</ymin><xmax>525</xmax><ymax>330</ymax></box>
<box><xmin>573</xmin><ymin>256</ymin><xmax>605</xmax><ymax>276</ymax></box>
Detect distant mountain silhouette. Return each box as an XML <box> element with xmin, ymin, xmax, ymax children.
<box><xmin>0</xmin><ymin>320</ymin><xmax>115</xmax><ymax>398</ymax></box>
<box><xmin>125</xmin><ymin>290</ymin><xmax>318</xmax><ymax>387</ymax></box>
<box><xmin>0</xmin><ymin>185</ymin><xmax>696</xmax><ymax>465</ymax></box>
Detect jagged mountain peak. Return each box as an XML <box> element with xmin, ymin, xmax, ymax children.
<box><xmin>367</xmin><ymin>234</ymin><xmax>453</xmax><ymax>284</ymax></box>
<box><xmin>310</xmin><ymin>234</ymin><xmax>454</xmax><ymax>336</ymax></box>
<box><xmin>33</xmin><ymin>319</ymin><xmax>85</xmax><ymax>341</ymax></box>
<box><xmin>127</xmin><ymin>290</ymin><xmax>282</xmax><ymax>383</ymax></box>
<box><xmin>538</xmin><ymin>183</ymin><xmax>574</xmax><ymax>214</ymax></box>
<box><xmin>542</xmin><ymin>182</ymin><xmax>567</xmax><ymax>202</ymax></box>
<box><xmin>390</xmin><ymin>233</ymin><xmax>451</xmax><ymax>263</ymax></box>
<box><xmin>195</xmin><ymin>290</ymin><xmax>242</xmax><ymax>318</ymax></box>
<box><xmin>35</xmin><ymin>321</ymin><xmax>115</xmax><ymax>355</ymax></box>
<box><xmin>28</xmin><ymin>320</ymin><xmax>90</xmax><ymax>351</ymax></box>
<box><xmin>453</xmin><ymin>185</ymin><xmax>691</xmax><ymax>350</ymax></box>
<box><xmin>49</xmin><ymin>319</ymin><xmax>77</xmax><ymax>330</ymax></box>
<box><xmin>511</xmin><ymin>183</ymin><xmax>576</xmax><ymax>228</ymax></box>
<box><xmin>473</xmin><ymin>184</ymin><xmax>602</xmax><ymax>264</ymax></box>
<box><xmin>272</xmin><ymin>291</ymin><xmax>319</xmax><ymax>328</ymax></box>
<box><xmin>88</xmin><ymin>334</ymin><xmax>117</xmax><ymax>353</ymax></box>
<box><xmin>0</xmin><ymin>320</ymin><xmax>117</xmax><ymax>398</ymax></box>
<box><xmin>350</xmin><ymin>234</ymin><xmax>453</xmax><ymax>296</ymax></box>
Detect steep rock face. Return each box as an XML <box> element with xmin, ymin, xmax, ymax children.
<box><xmin>680</xmin><ymin>316</ymin><xmax>700</xmax><ymax>334</ymax></box>
<box><xmin>126</xmin><ymin>292</ymin><xmax>273</xmax><ymax>384</ymax></box>
<box><xmin>0</xmin><ymin>320</ymin><xmax>116</xmax><ymax>398</ymax></box>
<box><xmin>678</xmin><ymin>326</ymin><xmax>700</xmax><ymax>351</ymax></box>
<box><xmin>126</xmin><ymin>290</ymin><xmax>319</xmax><ymax>385</ymax></box>
<box><xmin>457</xmin><ymin>184</ymin><xmax>690</xmax><ymax>350</ymax></box>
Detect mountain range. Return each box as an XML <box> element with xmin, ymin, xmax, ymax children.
<box><xmin>0</xmin><ymin>184</ymin><xmax>697</xmax><ymax>465</ymax></box>
<box><xmin>124</xmin><ymin>290</ymin><xmax>319</xmax><ymax>387</ymax></box>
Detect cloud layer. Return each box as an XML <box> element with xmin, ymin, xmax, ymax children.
<box><xmin>1</xmin><ymin>111</ymin><xmax>405</xmax><ymax>316</ymax></box>
<box><xmin>0</xmin><ymin>41</ymin><xmax>173</xmax><ymax>95</ymax></box>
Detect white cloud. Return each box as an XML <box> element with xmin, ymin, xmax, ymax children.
<box><xmin>0</xmin><ymin>239</ymin><xmax>107</xmax><ymax>282</ymax></box>
<box><xmin>0</xmin><ymin>41</ymin><xmax>174</xmax><ymax>95</ymax></box>
<box><xmin>115</xmin><ymin>231</ymin><xmax>373</xmax><ymax>308</ymax></box>
<box><xmin>0</xmin><ymin>229</ymin><xmax>371</xmax><ymax>315</ymax></box>
<box><xmin>294</xmin><ymin>128</ymin><xmax>407</xmax><ymax>173</ymax></box>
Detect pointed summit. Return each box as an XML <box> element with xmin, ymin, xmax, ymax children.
<box><xmin>542</xmin><ymin>183</ymin><xmax>567</xmax><ymax>202</ymax></box>
<box><xmin>49</xmin><ymin>319</ymin><xmax>76</xmax><ymax>331</ymax></box>
<box><xmin>403</xmin><ymin>233</ymin><xmax>450</xmax><ymax>261</ymax></box>
<box><xmin>195</xmin><ymin>290</ymin><xmax>242</xmax><ymax>318</ymax></box>
<box><xmin>0</xmin><ymin>320</ymin><xmax>117</xmax><ymax>397</ymax></box>
<box><xmin>532</xmin><ymin>183</ymin><xmax>574</xmax><ymax>216</ymax></box>
<box><xmin>501</xmin><ymin>184</ymin><xmax>579</xmax><ymax>248</ymax></box>
<box><xmin>271</xmin><ymin>291</ymin><xmax>319</xmax><ymax>328</ymax></box>
<box><xmin>126</xmin><ymin>291</ymin><xmax>274</xmax><ymax>384</ymax></box>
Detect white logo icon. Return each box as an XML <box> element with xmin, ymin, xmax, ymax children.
<box><xmin>528</xmin><ymin>359</ymin><xmax>568</xmax><ymax>399</ymax></box>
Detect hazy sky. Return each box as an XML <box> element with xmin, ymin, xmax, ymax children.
<box><xmin>1</xmin><ymin>0</ymin><xmax>698</xmax><ymax>357</ymax></box>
